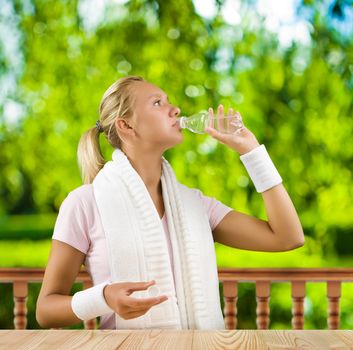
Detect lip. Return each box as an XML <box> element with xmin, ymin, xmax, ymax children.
<box><xmin>172</xmin><ymin>121</ymin><xmax>181</xmax><ymax>130</ymax></box>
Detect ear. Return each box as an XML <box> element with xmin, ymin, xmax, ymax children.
<box><xmin>115</xmin><ymin>118</ymin><xmax>135</xmax><ymax>137</ymax></box>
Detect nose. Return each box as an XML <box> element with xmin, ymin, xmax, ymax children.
<box><xmin>171</xmin><ymin>105</ymin><xmax>181</xmax><ymax>118</ymax></box>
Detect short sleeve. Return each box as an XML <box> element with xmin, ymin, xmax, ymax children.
<box><xmin>193</xmin><ymin>189</ymin><xmax>233</xmax><ymax>230</ymax></box>
<box><xmin>52</xmin><ymin>190</ymin><xmax>91</xmax><ymax>254</ymax></box>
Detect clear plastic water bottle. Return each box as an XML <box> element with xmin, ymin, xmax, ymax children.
<box><xmin>178</xmin><ymin>111</ymin><xmax>244</xmax><ymax>134</ymax></box>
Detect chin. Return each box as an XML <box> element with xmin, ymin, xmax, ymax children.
<box><xmin>164</xmin><ymin>134</ymin><xmax>184</xmax><ymax>151</ymax></box>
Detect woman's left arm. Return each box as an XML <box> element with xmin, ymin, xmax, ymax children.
<box><xmin>205</xmin><ymin>105</ymin><xmax>305</xmax><ymax>252</ymax></box>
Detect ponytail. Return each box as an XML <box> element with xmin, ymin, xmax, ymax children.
<box><xmin>76</xmin><ymin>75</ymin><xmax>144</xmax><ymax>184</ymax></box>
<box><xmin>77</xmin><ymin>126</ymin><xmax>105</xmax><ymax>184</ymax></box>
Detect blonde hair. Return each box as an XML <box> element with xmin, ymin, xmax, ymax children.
<box><xmin>77</xmin><ymin>75</ymin><xmax>144</xmax><ymax>184</ymax></box>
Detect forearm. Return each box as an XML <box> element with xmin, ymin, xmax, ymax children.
<box><xmin>204</xmin><ymin>114</ymin><xmax>305</xmax><ymax>251</ymax></box>
<box><xmin>36</xmin><ymin>294</ymin><xmax>81</xmax><ymax>328</ymax></box>
<box><xmin>262</xmin><ymin>184</ymin><xmax>305</xmax><ymax>248</ymax></box>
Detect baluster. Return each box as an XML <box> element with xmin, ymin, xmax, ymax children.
<box><xmin>255</xmin><ymin>281</ymin><xmax>270</xmax><ymax>329</ymax></box>
<box><xmin>327</xmin><ymin>281</ymin><xmax>341</xmax><ymax>330</ymax></box>
<box><xmin>291</xmin><ymin>281</ymin><xmax>306</xmax><ymax>329</ymax></box>
<box><xmin>223</xmin><ymin>281</ymin><xmax>238</xmax><ymax>329</ymax></box>
<box><xmin>13</xmin><ymin>281</ymin><xmax>28</xmax><ymax>329</ymax></box>
<box><xmin>82</xmin><ymin>280</ymin><xmax>97</xmax><ymax>330</ymax></box>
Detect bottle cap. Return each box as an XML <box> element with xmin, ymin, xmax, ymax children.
<box><xmin>179</xmin><ymin>116</ymin><xmax>187</xmax><ymax>129</ymax></box>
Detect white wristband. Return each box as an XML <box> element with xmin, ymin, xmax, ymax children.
<box><xmin>240</xmin><ymin>144</ymin><xmax>282</xmax><ymax>193</ymax></box>
<box><xmin>71</xmin><ymin>281</ymin><xmax>112</xmax><ymax>321</ymax></box>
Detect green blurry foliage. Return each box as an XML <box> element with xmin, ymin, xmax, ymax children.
<box><xmin>1</xmin><ymin>0</ymin><xmax>352</xmax><ymax>253</ymax></box>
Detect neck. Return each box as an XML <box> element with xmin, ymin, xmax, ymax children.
<box><xmin>121</xmin><ymin>146</ymin><xmax>163</xmax><ymax>193</ymax></box>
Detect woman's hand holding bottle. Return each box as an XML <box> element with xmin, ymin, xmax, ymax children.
<box><xmin>205</xmin><ymin>104</ymin><xmax>260</xmax><ymax>155</ymax></box>
<box><xmin>103</xmin><ymin>280</ymin><xmax>168</xmax><ymax>320</ymax></box>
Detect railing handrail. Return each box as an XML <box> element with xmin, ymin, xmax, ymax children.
<box><xmin>1</xmin><ymin>267</ymin><xmax>353</xmax><ymax>282</ymax></box>
<box><xmin>0</xmin><ymin>268</ymin><xmax>90</xmax><ymax>282</ymax></box>
<box><xmin>218</xmin><ymin>267</ymin><xmax>353</xmax><ymax>281</ymax></box>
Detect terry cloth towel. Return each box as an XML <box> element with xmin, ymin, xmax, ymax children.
<box><xmin>92</xmin><ymin>148</ymin><xmax>225</xmax><ymax>330</ymax></box>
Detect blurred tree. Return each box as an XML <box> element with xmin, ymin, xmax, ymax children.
<box><xmin>0</xmin><ymin>0</ymin><xmax>352</xmax><ymax>251</ymax></box>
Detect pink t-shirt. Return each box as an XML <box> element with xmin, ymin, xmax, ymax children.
<box><xmin>52</xmin><ymin>184</ymin><xmax>232</xmax><ymax>329</ymax></box>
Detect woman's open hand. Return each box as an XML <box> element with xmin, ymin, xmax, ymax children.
<box><xmin>205</xmin><ymin>104</ymin><xmax>260</xmax><ymax>155</ymax></box>
<box><xmin>103</xmin><ymin>280</ymin><xmax>168</xmax><ymax>320</ymax></box>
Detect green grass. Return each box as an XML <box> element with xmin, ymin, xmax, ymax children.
<box><xmin>0</xmin><ymin>214</ymin><xmax>56</xmax><ymax>240</ymax></box>
<box><xmin>1</xmin><ymin>237</ymin><xmax>352</xmax><ymax>268</ymax></box>
<box><xmin>0</xmin><ymin>240</ymin><xmax>51</xmax><ymax>267</ymax></box>
<box><xmin>215</xmin><ymin>237</ymin><xmax>353</xmax><ymax>268</ymax></box>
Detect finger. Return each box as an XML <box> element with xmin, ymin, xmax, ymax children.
<box><xmin>204</xmin><ymin>125</ymin><xmax>226</xmax><ymax>144</ymax></box>
<box><xmin>226</xmin><ymin>108</ymin><xmax>234</xmax><ymax>133</ymax></box>
<box><xmin>232</xmin><ymin>111</ymin><xmax>244</xmax><ymax>133</ymax></box>
<box><xmin>217</xmin><ymin>104</ymin><xmax>225</xmax><ymax>133</ymax></box>
<box><xmin>125</xmin><ymin>295</ymin><xmax>168</xmax><ymax>309</ymax></box>
<box><xmin>125</xmin><ymin>280</ymin><xmax>155</xmax><ymax>293</ymax></box>
<box><xmin>208</xmin><ymin>107</ymin><xmax>214</xmax><ymax>129</ymax></box>
<box><xmin>218</xmin><ymin>104</ymin><xmax>224</xmax><ymax>117</ymax></box>
<box><xmin>235</xmin><ymin>111</ymin><xmax>242</xmax><ymax>121</ymax></box>
<box><xmin>124</xmin><ymin>295</ymin><xmax>168</xmax><ymax>314</ymax></box>
<box><xmin>123</xmin><ymin>309</ymin><xmax>150</xmax><ymax>320</ymax></box>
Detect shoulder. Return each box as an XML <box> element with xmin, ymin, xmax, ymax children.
<box><xmin>178</xmin><ymin>183</ymin><xmax>209</xmax><ymax>201</ymax></box>
<box><xmin>178</xmin><ymin>183</ymin><xmax>203</xmax><ymax>197</ymax></box>
<box><xmin>178</xmin><ymin>184</ymin><xmax>212</xmax><ymax>210</ymax></box>
<box><xmin>58</xmin><ymin>184</ymin><xmax>97</xmax><ymax>223</ymax></box>
<box><xmin>67</xmin><ymin>184</ymin><xmax>94</xmax><ymax>201</ymax></box>
<box><xmin>64</xmin><ymin>184</ymin><xmax>95</xmax><ymax>209</ymax></box>
<box><xmin>178</xmin><ymin>184</ymin><xmax>206</xmax><ymax>205</ymax></box>
<box><xmin>178</xmin><ymin>183</ymin><xmax>233</xmax><ymax>230</ymax></box>
<box><xmin>53</xmin><ymin>185</ymin><xmax>94</xmax><ymax>254</ymax></box>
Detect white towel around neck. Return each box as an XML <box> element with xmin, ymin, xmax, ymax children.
<box><xmin>92</xmin><ymin>148</ymin><xmax>225</xmax><ymax>329</ymax></box>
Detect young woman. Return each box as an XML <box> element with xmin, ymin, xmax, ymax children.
<box><xmin>36</xmin><ymin>75</ymin><xmax>304</xmax><ymax>330</ymax></box>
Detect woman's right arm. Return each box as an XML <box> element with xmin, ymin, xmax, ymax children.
<box><xmin>36</xmin><ymin>240</ymin><xmax>169</xmax><ymax>328</ymax></box>
<box><xmin>36</xmin><ymin>239</ymin><xmax>86</xmax><ymax>328</ymax></box>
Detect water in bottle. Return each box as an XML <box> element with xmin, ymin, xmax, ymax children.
<box><xmin>178</xmin><ymin>111</ymin><xmax>244</xmax><ymax>134</ymax></box>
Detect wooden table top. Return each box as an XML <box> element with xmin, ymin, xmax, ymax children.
<box><xmin>0</xmin><ymin>329</ymin><xmax>352</xmax><ymax>349</ymax></box>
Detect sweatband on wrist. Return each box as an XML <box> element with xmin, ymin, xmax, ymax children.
<box><xmin>71</xmin><ymin>281</ymin><xmax>112</xmax><ymax>321</ymax></box>
<box><xmin>240</xmin><ymin>144</ymin><xmax>282</xmax><ymax>193</ymax></box>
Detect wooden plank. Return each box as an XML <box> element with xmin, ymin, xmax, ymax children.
<box><xmin>0</xmin><ymin>330</ymin><xmax>131</xmax><ymax>350</ymax></box>
<box><xmin>255</xmin><ymin>330</ymin><xmax>304</xmax><ymax>349</ymax></box>
<box><xmin>35</xmin><ymin>330</ymin><xmax>131</xmax><ymax>350</ymax></box>
<box><xmin>334</xmin><ymin>330</ymin><xmax>353</xmax><ymax>348</ymax></box>
<box><xmin>192</xmin><ymin>330</ymin><xmax>268</xmax><ymax>350</ymax></box>
<box><xmin>0</xmin><ymin>330</ymin><xmax>353</xmax><ymax>349</ymax></box>
<box><xmin>259</xmin><ymin>330</ymin><xmax>350</xmax><ymax>350</ymax></box>
<box><xmin>293</xmin><ymin>330</ymin><xmax>350</xmax><ymax>350</ymax></box>
<box><xmin>117</xmin><ymin>330</ymin><xmax>193</xmax><ymax>349</ymax></box>
<box><xmin>0</xmin><ymin>330</ymin><xmax>52</xmax><ymax>350</ymax></box>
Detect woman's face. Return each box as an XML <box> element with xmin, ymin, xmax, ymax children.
<box><xmin>127</xmin><ymin>81</ymin><xmax>183</xmax><ymax>151</ymax></box>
